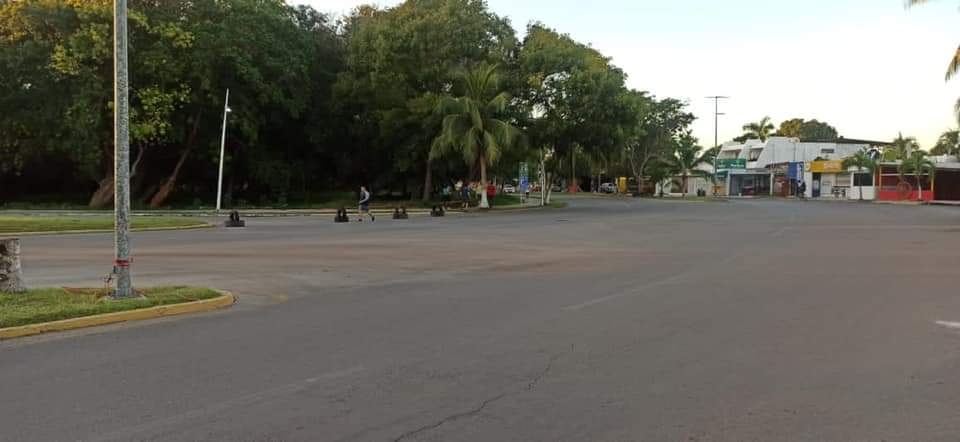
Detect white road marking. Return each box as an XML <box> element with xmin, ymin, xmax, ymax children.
<box><xmin>935</xmin><ymin>320</ymin><xmax>960</xmax><ymax>329</ymax></box>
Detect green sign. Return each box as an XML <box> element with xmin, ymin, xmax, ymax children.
<box><xmin>716</xmin><ymin>158</ymin><xmax>746</xmax><ymax>170</ymax></box>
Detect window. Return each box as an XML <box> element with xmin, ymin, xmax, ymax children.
<box><xmin>853</xmin><ymin>173</ymin><xmax>873</xmax><ymax>186</ymax></box>
<box><xmin>748</xmin><ymin>149</ymin><xmax>762</xmax><ymax>161</ymax></box>
<box><xmin>821</xmin><ymin>148</ymin><xmax>835</xmax><ymax>155</ymax></box>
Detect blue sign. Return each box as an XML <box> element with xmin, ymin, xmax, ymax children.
<box><xmin>519</xmin><ymin>162</ymin><xmax>529</xmax><ymax>192</ymax></box>
<box><xmin>788</xmin><ymin>162</ymin><xmax>804</xmax><ymax>180</ymax></box>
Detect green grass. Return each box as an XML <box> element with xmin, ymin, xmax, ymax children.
<box><xmin>0</xmin><ymin>216</ymin><xmax>207</xmax><ymax>234</ymax></box>
<box><xmin>0</xmin><ymin>286</ymin><xmax>221</xmax><ymax>328</ymax></box>
<box><xmin>489</xmin><ymin>193</ymin><xmax>522</xmax><ymax>206</ymax></box>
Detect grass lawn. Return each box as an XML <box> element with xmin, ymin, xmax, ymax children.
<box><xmin>0</xmin><ymin>216</ymin><xmax>207</xmax><ymax>234</ymax></box>
<box><xmin>0</xmin><ymin>286</ymin><xmax>221</xmax><ymax>329</ymax></box>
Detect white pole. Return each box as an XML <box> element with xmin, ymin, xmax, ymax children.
<box><xmin>112</xmin><ymin>0</ymin><xmax>133</xmax><ymax>298</ymax></box>
<box><xmin>216</xmin><ymin>89</ymin><xmax>230</xmax><ymax>212</ymax></box>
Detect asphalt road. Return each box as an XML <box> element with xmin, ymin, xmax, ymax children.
<box><xmin>3</xmin><ymin>197</ymin><xmax>960</xmax><ymax>441</ymax></box>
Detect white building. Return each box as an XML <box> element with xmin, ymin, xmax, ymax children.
<box><xmin>714</xmin><ymin>137</ymin><xmax>878</xmax><ymax>197</ymax></box>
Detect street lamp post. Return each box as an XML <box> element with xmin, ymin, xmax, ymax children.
<box><xmin>216</xmin><ymin>89</ymin><xmax>231</xmax><ymax>212</ymax></box>
<box><xmin>112</xmin><ymin>0</ymin><xmax>133</xmax><ymax>298</ymax></box>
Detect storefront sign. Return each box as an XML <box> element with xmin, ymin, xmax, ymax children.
<box><xmin>716</xmin><ymin>158</ymin><xmax>746</xmax><ymax>170</ymax></box>
<box><xmin>809</xmin><ymin>160</ymin><xmax>844</xmax><ymax>173</ymax></box>
<box><xmin>788</xmin><ymin>162</ymin><xmax>804</xmax><ymax>180</ymax></box>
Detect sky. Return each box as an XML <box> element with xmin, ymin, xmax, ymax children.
<box><xmin>303</xmin><ymin>0</ymin><xmax>960</xmax><ymax>148</ymax></box>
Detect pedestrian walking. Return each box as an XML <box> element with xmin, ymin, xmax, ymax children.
<box><xmin>357</xmin><ymin>185</ymin><xmax>375</xmax><ymax>222</ymax></box>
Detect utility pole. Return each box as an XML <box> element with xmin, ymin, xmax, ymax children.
<box><xmin>706</xmin><ymin>96</ymin><xmax>729</xmax><ymax>195</ymax></box>
<box><xmin>112</xmin><ymin>0</ymin><xmax>133</xmax><ymax>298</ymax></box>
<box><xmin>216</xmin><ymin>89</ymin><xmax>231</xmax><ymax>212</ymax></box>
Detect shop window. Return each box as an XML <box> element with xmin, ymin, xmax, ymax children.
<box><xmin>853</xmin><ymin>173</ymin><xmax>873</xmax><ymax>186</ymax></box>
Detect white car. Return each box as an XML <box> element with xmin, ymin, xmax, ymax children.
<box><xmin>502</xmin><ymin>184</ymin><xmax>516</xmax><ymax>193</ymax></box>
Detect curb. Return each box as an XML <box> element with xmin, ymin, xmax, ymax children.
<box><xmin>0</xmin><ymin>290</ymin><xmax>236</xmax><ymax>340</ymax></box>
<box><xmin>9</xmin><ymin>223</ymin><xmax>213</xmax><ymax>237</ymax></box>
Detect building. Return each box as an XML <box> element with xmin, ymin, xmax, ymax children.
<box><xmin>714</xmin><ymin>137</ymin><xmax>883</xmax><ymax>198</ymax></box>
<box><xmin>875</xmin><ymin>155</ymin><xmax>960</xmax><ymax>202</ymax></box>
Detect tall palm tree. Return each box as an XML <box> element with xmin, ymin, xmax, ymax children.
<box><xmin>432</xmin><ymin>64</ymin><xmax>522</xmax><ymax>208</ymax></box>
<box><xmin>670</xmin><ymin>134</ymin><xmax>715</xmax><ymax>198</ymax></box>
<box><xmin>909</xmin><ymin>1</ymin><xmax>960</xmax><ymax>80</ymax></box>
<box><xmin>908</xmin><ymin>2</ymin><xmax>960</xmax><ymax>117</ymax></box>
<box><xmin>741</xmin><ymin>116</ymin><xmax>775</xmax><ymax>142</ymax></box>
<box><xmin>841</xmin><ymin>151</ymin><xmax>877</xmax><ymax>201</ymax></box>
<box><xmin>899</xmin><ymin>150</ymin><xmax>936</xmax><ymax>201</ymax></box>
<box><xmin>883</xmin><ymin>132</ymin><xmax>919</xmax><ymax>161</ymax></box>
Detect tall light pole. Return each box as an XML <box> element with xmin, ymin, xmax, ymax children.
<box><xmin>216</xmin><ymin>89</ymin><xmax>231</xmax><ymax>212</ymax></box>
<box><xmin>112</xmin><ymin>0</ymin><xmax>133</xmax><ymax>298</ymax></box>
<box><xmin>706</xmin><ymin>96</ymin><xmax>729</xmax><ymax>195</ymax></box>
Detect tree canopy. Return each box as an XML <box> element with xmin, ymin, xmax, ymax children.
<box><xmin>0</xmin><ymin>0</ymin><xmax>697</xmax><ymax>207</ymax></box>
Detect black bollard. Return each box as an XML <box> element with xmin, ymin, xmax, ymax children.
<box><xmin>334</xmin><ymin>207</ymin><xmax>350</xmax><ymax>223</ymax></box>
<box><xmin>224</xmin><ymin>210</ymin><xmax>245</xmax><ymax>227</ymax></box>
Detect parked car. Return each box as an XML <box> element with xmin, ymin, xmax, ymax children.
<box><xmin>599</xmin><ymin>182</ymin><xmax>617</xmax><ymax>193</ymax></box>
<box><xmin>502</xmin><ymin>184</ymin><xmax>516</xmax><ymax>193</ymax></box>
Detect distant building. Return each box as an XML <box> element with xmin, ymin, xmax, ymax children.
<box><xmin>712</xmin><ymin>136</ymin><xmax>886</xmax><ymax>198</ymax></box>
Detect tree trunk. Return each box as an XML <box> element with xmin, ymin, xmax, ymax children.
<box><xmin>149</xmin><ymin>148</ymin><xmax>190</xmax><ymax>209</ymax></box>
<box><xmin>570</xmin><ymin>152</ymin><xmax>577</xmax><ymax>193</ymax></box>
<box><xmin>682</xmin><ymin>173</ymin><xmax>688</xmax><ymax>198</ymax></box>
<box><xmin>479</xmin><ymin>155</ymin><xmax>489</xmax><ymax>209</ymax></box>
<box><xmin>917</xmin><ymin>172</ymin><xmax>922</xmax><ymax>201</ymax></box>
<box><xmin>88</xmin><ymin>175</ymin><xmax>115</xmax><ymax>208</ymax></box>
<box><xmin>0</xmin><ymin>238</ymin><xmax>26</xmax><ymax>293</ymax></box>
<box><xmin>149</xmin><ymin>111</ymin><xmax>203</xmax><ymax>208</ymax></box>
<box><xmin>422</xmin><ymin>158</ymin><xmax>433</xmax><ymax>202</ymax></box>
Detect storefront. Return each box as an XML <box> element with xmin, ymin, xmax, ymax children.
<box><xmin>875</xmin><ymin>164</ymin><xmax>933</xmax><ymax>202</ymax></box>
<box><xmin>727</xmin><ymin>170</ymin><xmax>773</xmax><ymax>196</ymax></box>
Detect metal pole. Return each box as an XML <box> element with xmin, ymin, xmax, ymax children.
<box><xmin>216</xmin><ymin>89</ymin><xmax>230</xmax><ymax>212</ymax></box>
<box><xmin>112</xmin><ymin>0</ymin><xmax>132</xmax><ymax>298</ymax></box>
<box><xmin>706</xmin><ymin>96</ymin><xmax>728</xmax><ymax>194</ymax></box>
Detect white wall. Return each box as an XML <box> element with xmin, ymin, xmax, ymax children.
<box><xmin>848</xmin><ymin>185</ymin><xmax>876</xmax><ymax>200</ymax></box>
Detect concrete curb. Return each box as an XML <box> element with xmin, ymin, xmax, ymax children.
<box><xmin>0</xmin><ymin>290</ymin><xmax>236</xmax><ymax>340</ymax></box>
<box><xmin>8</xmin><ymin>222</ymin><xmax>214</xmax><ymax>237</ymax></box>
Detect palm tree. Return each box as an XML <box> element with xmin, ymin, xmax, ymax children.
<box><xmin>909</xmin><ymin>1</ymin><xmax>960</xmax><ymax>79</ymax></box>
<box><xmin>841</xmin><ymin>151</ymin><xmax>877</xmax><ymax>201</ymax></box>
<box><xmin>883</xmin><ymin>132</ymin><xmax>919</xmax><ymax>161</ymax></box>
<box><xmin>432</xmin><ymin>64</ymin><xmax>522</xmax><ymax>208</ymax></box>
<box><xmin>741</xmin><ymin>116</ymin><xmax>775</xmax><ymax>142</ymax></box>
<box><xmin>908</xmin><ymin>2</ymin><xmax>960</xmax><ymax>118</ymax></box>
<box><xmin>899</xmin><ymin>150</ymin><xmax>936</xmax><ymax>201</ymax></box>
<box><xmin>670</xmin><ymin>134</ymin><xmax>715</xmax><ymax>198</ymax></box>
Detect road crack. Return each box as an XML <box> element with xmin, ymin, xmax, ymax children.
<box><xmin>393</xmin><ymin>354</ymin><xmax>561</xmax><ymax>441</ymax></box>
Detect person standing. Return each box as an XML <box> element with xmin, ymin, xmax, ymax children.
<box><xmin>798</xmin><ymin>181</ymin><xmax>807</xmax><ymax>200</ymax></box>
<box><xmin>358</xmin><ymin>185</ymin><xmax>375</xmax><ymax>222</ymax></box>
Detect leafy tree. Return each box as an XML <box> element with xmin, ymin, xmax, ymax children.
<box><xmin>775</xmin><ymin>118</ymin><xmax>838</xmax><ymax>141</ymax></box>
<box><xmin>623</xmin><ymin>96</ymin><xmax>695</xmax><ymax>194</ymax></box>
<box><xmin>884</xmin><ymin>132</ymin><xmax>920</xmax><ymax>161</ymax></box>
<box><xmin>899</xmin><ymin>150</ymin><xmax>936</xmax><ymax>201</ymax></box>
<box><xmin>432</xmin><ymin>64</ymin><xmax>522</xmax><ymax>208</ymax></box>
<box><xmin>335</xmin><ymin>0</ymin><xmax>517</xmax><ymax>201</ymax></box>
<box><xmin>841</xmin><ymin>151</ymin><xmax>877</xmax><ymax>201</ymax></box>
<box><xmin>930</xmin><ymin>129</ymin><xmax>959</xmax><ymax>156</ymax></box>
<box><xmin>518</xmin><ymin>23</ymin><xmax>634</xmax><ymax>201</ymax></box>
<box><xmin>741</xmin><ymin>116</ymin><xmax>774</xmax><ymax>141</ymax></box>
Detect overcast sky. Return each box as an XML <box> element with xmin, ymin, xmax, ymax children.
<box><xmin>302</xmin><ymin>0</ymin><xmax>960</xmax><ymax>148</ymax></box>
